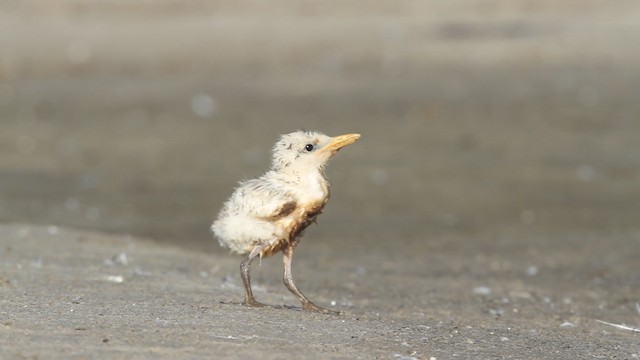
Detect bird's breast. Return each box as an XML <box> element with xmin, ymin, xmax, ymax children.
<box><xmin>276</xmin><ymin>198</ymin><xmax>327</xmax><ymax>236</ymax></box>
<box><xmin>258</xmin><ymin>199</ymin><xmax>327</xmax><ymax>258</ymax></box>
<box><xmin>258</xmin><ymin>174</ymin><xmax>330</xmax><ymax>257</ymax></box>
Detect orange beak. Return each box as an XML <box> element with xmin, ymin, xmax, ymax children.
<box><xmin>320</xmin><ymin>133</ymin><xmax>361</xmax><ymax>155</ymax></box>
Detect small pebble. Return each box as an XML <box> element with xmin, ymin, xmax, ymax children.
<box><xmin>393</xmin><ymin>355</ymin><xmax>417</xmax><ymax>360</ymax></box>
<box><xmin>105</xmin><ymin>275</ymin><xmax>124</xmax><ymax>283</ymax></box>
<box><xmin>473</xmin><ymin>286</ymin><xmax>491</xmax><ymax>295</ymax></box>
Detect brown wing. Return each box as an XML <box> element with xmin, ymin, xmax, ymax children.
<box><xmin>265</xmin><ymin>201</ymin><xmax>297</xmax><ymax>221</ymax></box>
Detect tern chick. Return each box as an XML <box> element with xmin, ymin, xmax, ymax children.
<box><xmin>212</xmin><ymin>130</ymin><xmax>360</xmax><ymax>314</ymax></box>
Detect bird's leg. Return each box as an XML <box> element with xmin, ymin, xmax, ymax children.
<box><xmin>240</xmin><ymin>244</ymin><xmax>267</xmax><ymax>308</ymax></box>
<box><xmin>282</xmin><ymin>245</ymin><xmax>340</xmax><ymax>315</ymax></box>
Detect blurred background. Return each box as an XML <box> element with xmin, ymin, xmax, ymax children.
<box><xmin>1</xmin><ymin>0</ymin><xmax>639</xmax><ymax>254</ymax></box>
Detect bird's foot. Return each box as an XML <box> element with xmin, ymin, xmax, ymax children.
<box><xmin>302</xmin><ymin>301</ymin><xmax>341</xmax><ymax>315</ymax></box>
<box><xmin>243</xmin><ymin>298</ymin><xmax>267</xmax><ymax>308</ymax></box>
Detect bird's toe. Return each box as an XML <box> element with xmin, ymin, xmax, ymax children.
<box><xmin>302</xmin><ymin>301</ymin><xmax>341</xmax><ymax>315</ymax></box>
<box><xmin>243</xmin><ymin>299</ymin><xmax>268</xmax><ymax>308</ymax></box>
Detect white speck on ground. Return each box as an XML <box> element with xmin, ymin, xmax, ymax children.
<box><xmin>104</xmin><ymin>275</ymin><xmax>124</xmax><ymax>283</ymax></box>
<box><xmin>473</xmin><ymin>286</ymin><xmax>491</xmax><ymax>295</ymax></box>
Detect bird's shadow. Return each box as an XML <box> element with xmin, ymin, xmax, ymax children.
<box><xmin>218</xmin><ymin>300</ymin><xmax>341</xmax><ymax>315</ymax></box>
<box><xmin>218</xmin><ymin>300</ymin><xmax>301</xmax><ymax>311</ymax></box>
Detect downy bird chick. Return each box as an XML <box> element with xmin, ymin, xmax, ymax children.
<box><xmin>212</xmin><ymin>130</ymin><xmax>360</xmax><ymax>314</ymax></box>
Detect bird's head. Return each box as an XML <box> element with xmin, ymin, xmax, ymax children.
<box><xmin>271</xmin><ymin>131</ymin><xmax>361</xmax><ymax>173</ymax></box>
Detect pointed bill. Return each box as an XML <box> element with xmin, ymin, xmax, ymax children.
<box><xmin>321</xmin><ymin>133</ymin><xmax>361</xmax><ymax>154</ymax></box>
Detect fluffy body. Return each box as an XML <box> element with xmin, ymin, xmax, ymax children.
<box><xmin>210</xmin><ymin>130</ymin><xmax>360</xmax><ymax>313</ymax></box>
<box><xmin>211</xmin><ymin>169</ymin><xmax>329</xmax><ymax>257</ymax></box>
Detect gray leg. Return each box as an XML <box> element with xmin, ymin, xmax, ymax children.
<box><xmin>282</xmin><ymin>245</ymin><xmax>339</xmax><ymax>315</ymax></box>
<box><xmin>240</xmin><ymin>245</ymin><xmax>266</xmax><ymax>307</ymax></box>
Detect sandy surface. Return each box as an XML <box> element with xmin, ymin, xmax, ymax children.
<box><xmin>1</xmin><ymin>0</ymin><xmax>640</xmax><ymax>358</ymax></box>
<box><xmin>2</xmin><ymin>224</ymin><xmax>639</xmax><ymax>359</ymax></box>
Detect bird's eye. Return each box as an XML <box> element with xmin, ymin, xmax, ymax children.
<box><xmin>305</xmin><ymin>144</ymin><xmax>314</xmax><ymax>152</ymax></box>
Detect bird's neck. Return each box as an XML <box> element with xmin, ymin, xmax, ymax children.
<box><xmin>279</xmin><ymin>167</ymin><xmax>329</xmax><ymax>202</ymax></box>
